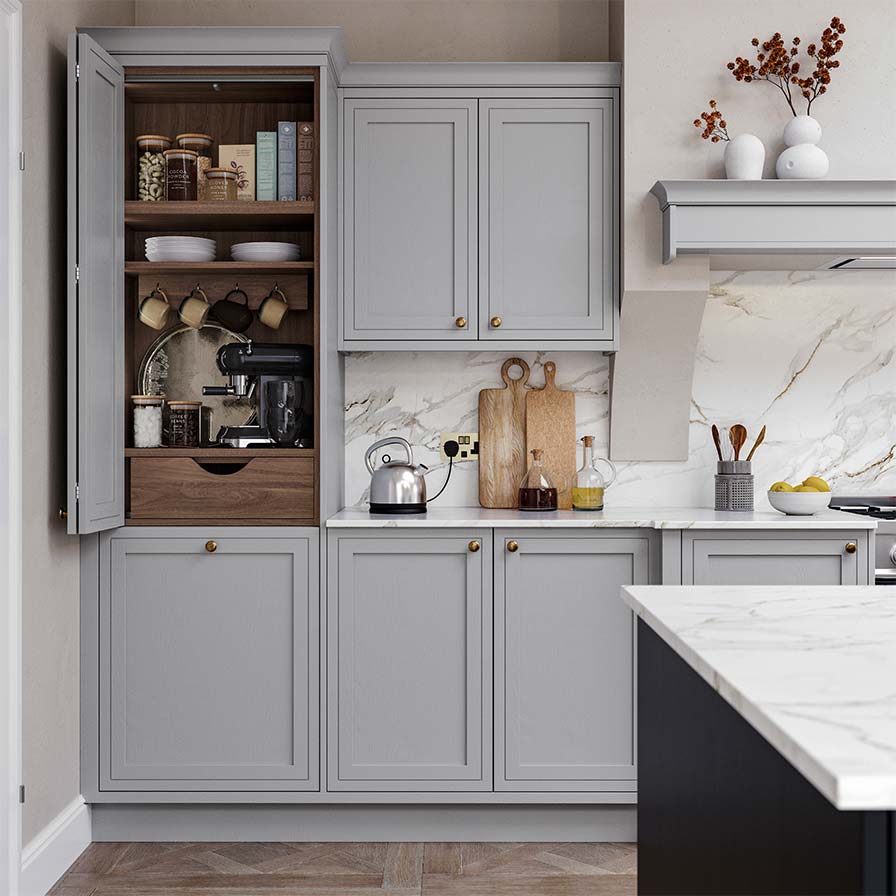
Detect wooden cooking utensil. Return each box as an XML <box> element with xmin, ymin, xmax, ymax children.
<box><xmin>729</xmin><ymin>423</ymin><xmax>747</xmax><ymax>462</ymax></box>
<box><xmin>525</xmin><ymin>361</ymin><xmax>577</xmax><ymax>510</ymax></box>
<box><xmin>479</xmin><ymin>358</ymin><xmax>531</xmax><ymax>508</ymax></box>
<box><xmin>746</xmin><ymin>424</ymin><xmax>767</xmax><ymax>462</ymax></box>
<box><xmin>711</xmin><ymin>424</ymin><xmax>723</xmax><ymax>462</ymax></box>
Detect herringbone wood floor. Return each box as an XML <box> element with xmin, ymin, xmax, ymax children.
<box><xmin>50</xmin><ymin>841</ymin><xmax>637</xmax><ymax>895</ymax></box>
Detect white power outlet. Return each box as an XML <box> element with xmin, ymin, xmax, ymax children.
<box><xmin>440</xmin><ymin>432</ymin><xmax>479</xmax><ymax>462</ymax></box>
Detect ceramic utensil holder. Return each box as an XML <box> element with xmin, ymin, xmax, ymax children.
<box><xmin>715</xmin><ymin>461</ymin><xmax>754</xmax><ymax>512</ymax></box>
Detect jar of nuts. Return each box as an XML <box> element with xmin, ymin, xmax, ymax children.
<box><xmin>135</xmin><ymin>135</ymin><xmax>171</xmax><ymax>201</ymax></box>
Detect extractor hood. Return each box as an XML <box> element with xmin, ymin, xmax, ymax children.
<box><xmin>825</xmin><ymin>256</ymin><xmax>896</xmax><ymax>270</ymax></box>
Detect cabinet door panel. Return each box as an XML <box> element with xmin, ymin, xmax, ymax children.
<box><xmin>68</xmin><ymin>34</ymin><xmax>125</xmax><ymax>533</ymax></box>
<box><xmin>496</xmin><ymin>532</ymin><xmax>656</xmax><ymax>791</ymax></box>
<box><xmin>328</xmin><ymin>531</ymin><xmax>491</xmax><ymax>790</ymax></box>
<box><xmin>479</xmin><ymin>98</ymin><xmax>616</xmax><ymax>341</ymax></box>
<box><xmin>683</xmin><ymin>533</ymin><xmax>864</xmax><ymax>585</ymax></box>
<box><xmin>343</xmin><ymin>99</ymin><xmax>477</xmax><ymax>340</ymax></box>
<box><xmin>100</xmin><ymin>530</ymin><xmax>318</xmax><ymax>791</ymax></box>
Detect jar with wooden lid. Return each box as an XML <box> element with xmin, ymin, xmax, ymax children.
<box><xmin>163</xmin><ymin>148</ymin><xmax>198</xmax><ymax>201</ymax></box>
<box><xmin>131</xmin><ymin>395</ymin><xmax>163</xmax><ymax>447</ymax></box>
<box><xmin>176</xmin><ymin>134</ymin><xmax>213</xmax><ymax>199</ymax></box>
<box><xmin>204</xmin><ymin>167</ymin><xmax>238</xmax><ymax>201</ymax></box>
<box><xmin>135</xmin><ymin>135</ymin><xmax>171</xmax><ymax>201</ymax></box>
<box><xmin>168</xmin><ymin>400</ymin><xmax>202</xmax><ymax>447</ymax></box>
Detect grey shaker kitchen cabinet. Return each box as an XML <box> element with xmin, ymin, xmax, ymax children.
<box><xmin>680</xmin><ymin>530</ymin><xmax>871</xmax><ymax>585</ymax></box>
<box><xmin>494</xmin><ymin>530</ymin><xmax>659</xmax><ymax>791</ymax></box>
<box><xmin>327</xmin><ymin>530</ymin><xmax>492</xmax><ymax>791</ymax></box>
<box><xmin>342</xmin><ymin>99</ymin><xmax>477</xmax><ymax>341</ymax></box>
<box><xmin>479</xmin><ymin>99</ymin><xmax>617</xmax><ymax>344</ymax></box>
<box><xmin>66</xmin><ymin>33</ymin><xmax>125</xmax><ymax>534</ymax></box>
<box><xmin>95</xmin><ymin>528</ymin><xmax>319</xmax><ymax>792</ymax></box>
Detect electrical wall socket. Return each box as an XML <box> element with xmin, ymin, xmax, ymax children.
<box><xmin>440</xmin><ymin>432</ymin><xmax>479</xmax><ymax>462</ymax></box>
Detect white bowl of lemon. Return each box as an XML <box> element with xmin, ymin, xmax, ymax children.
<box><xmin>767</xmin><ymin>477</ymin><xmax>832</xmax><ymax>515</ymax></box>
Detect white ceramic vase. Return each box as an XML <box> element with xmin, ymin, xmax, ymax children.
<box><xmin>776</xmin><ymin>114</ymin><xmax>829</xmax><ymax>179</ymax></box>
<box><xmin>724</xmin><ymin>133</ymin><xmax>765</xmax><ymax>180</ymax></box>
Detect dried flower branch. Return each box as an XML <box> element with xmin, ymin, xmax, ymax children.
<box><xmin>693</xmin><ymin>100</ymin><xmax>730</xmax><ymax>142</ymax></box>
<box><xmin>727</xmin><ymin>17</ymin><xmax>846</xmax><ymax>116</ymax></box>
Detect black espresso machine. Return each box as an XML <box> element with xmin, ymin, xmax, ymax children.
<box><xmin>203</xmin><ymin>342</ymin><xmax>313</xmax><ymax>448</ymax></box>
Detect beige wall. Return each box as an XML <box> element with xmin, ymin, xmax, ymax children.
<box><xmin>21</xmin><ymin>0</ymin><xmax>134</xmax><ymax>844</ymax></box>
<box><xmin>135</xmin><ymin>0</ymin><xmax>610</xmax><ymax>61</ymax></box>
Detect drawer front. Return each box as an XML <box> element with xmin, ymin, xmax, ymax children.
<box><xmin>129</xmin><ymin>456</ymin><xmax>315</xmax><ymax>522</ymax></box>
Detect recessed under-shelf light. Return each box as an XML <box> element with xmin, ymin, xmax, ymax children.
<box><xmin>824</xmin><ymin>256</ymin><xmax>896</xmax><ymax>270</ymax></box>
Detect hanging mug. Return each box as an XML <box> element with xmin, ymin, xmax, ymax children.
<box><xmin>258</xmin><ymin>284</ymin><xmax>288</xmax><ymax>330</ymax></box>
<box><xmin>210</xmin><ymin>285</ymin><xmax>253</xmax><ymax>333</ymax></box>
<box><xmin>178</xmin><ymin>285</ymin><xmax>210</xmax><ymax>329</ymax></box>
<box><xmin>138</xmin><ymin>285</ymin><xmax>171</xmax><ymax>330</ymax></box>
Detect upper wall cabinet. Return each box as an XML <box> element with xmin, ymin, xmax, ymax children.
<box><xmin>341</xmin><ymin>89</ymin><xmax>619</xmax><ymax>351</ymax></box>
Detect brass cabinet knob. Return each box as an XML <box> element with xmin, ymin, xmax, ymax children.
<box><xmin>455</xmin><ymin>316</ymin><xmax>467</xmax><ymax>329</ymax></box>
<box><xmin>468</xmin><ymin>540</ymin><xmax>481</xmax><ymax>552</ymax></box>
<box><xmin>507</xmin><ymin>540</ymin><xmax>519</xmax><ymax>553</ymax></box>
<box><xmin>205</xmin><ymin>541</ymin><xmax>218</xmax><ymax>553</ymax></box>
<box><xmin>490</xmin><ymin>316</ymin><xmax>502</xmax><ymax>328</ymax></box>
<box><xmin>58</xmin><ymin>508</ymin><xmax>68</xmax><ymax>521</ymax></box>
<box><xmin>845</xmin><ymin>542</ymin><xmax>857</xmax><ymax>554</ymax></box>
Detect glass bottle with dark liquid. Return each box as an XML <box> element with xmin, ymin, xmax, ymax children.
<box><xmin>518</xmin><ymin>448</ymin><xmax>558</xmax><ymax>511</ymax></box>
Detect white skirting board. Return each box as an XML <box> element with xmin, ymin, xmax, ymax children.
<box><xmin>20</xmin><ymin>797</ymin><xmax>91</xmax><ymax>896</ymax></box>
<box><xmin>91</xmin><ymin>804</ymin><xmax>637</xmax><ymax>843</ymax></box>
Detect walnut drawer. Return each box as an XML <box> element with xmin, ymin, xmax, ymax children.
<box><xmin>129</xmin><ymin>455</ymin><xmax>316</xmax><ymax>522</ymax></box>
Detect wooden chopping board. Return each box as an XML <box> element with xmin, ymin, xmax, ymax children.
<box><xmin>526</xmin><ymin>361</ymin><xmax>577</xmax><ymax>509</ymax></box>
<box><xmin>479</xmin><ymin>358</ymin><xmax>531</xmax><ymax>509</ymax></box>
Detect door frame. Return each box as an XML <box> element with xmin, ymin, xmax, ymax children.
<box><xmin>0</xmin><ymin>0</ymin><xmax>23</xmax><ymax>892</ymax></box>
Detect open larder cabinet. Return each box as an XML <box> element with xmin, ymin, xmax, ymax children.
<box><xmin>67</xmin><ymin>34</ymin><xmax>322</xmax><ymax>532</ymax></box>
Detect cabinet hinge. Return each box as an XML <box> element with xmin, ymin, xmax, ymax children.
<box><xmin>75</xmin><ymin>264</ymin><xmax>80</xmax><ymax>283</ymax></box>
<box><xmin>18</xmin><ymin>151</ymin><xmax>24</xmax><ymax>172</ymax></box>
<box><xmin>18</xmin><ymin>785</ymin><xmax>24</xmax><ymax>804</ymax></box>
<box><xmin>75</xmin><ymin>483</ymin><xmax>80</xmax><ymax>501</ymax></box>
<box><xmin>75</xmin><ymin>63</ymin><xmax>80</xmax><ymax>80</ymax></box>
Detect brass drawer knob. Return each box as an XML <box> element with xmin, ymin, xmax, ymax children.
<box><xmin>205</xmin><ymin>540</ymin><xmax>218</xmax><ymax>553</ymax></box>
<box><xmin>468</xmin><ymin>540</ymin><xmax>481</xmax><ymax>552</ymax></box>
<box><xmin>507</xmin><ymin>540</ymin><xmax>519</xmax><ymax>553</ymax></box>
<box><xmin>455</xmin><ymin>316</ymin><xmax>467</xmax><ymax>329</ymax></box>
<box><xmin>490</xmin><ymin>316</ymin><xmax>502</xmax><ymax>328</ymax></box>
<box><xmin>845</xmin><ymin>542</ymin><xmax>857</xmax><ymax>554</ymax></box>
<box><xmin>58</xmin><ymin>508</ymin><xmax>68</xmax><ymax>521</ymax></box>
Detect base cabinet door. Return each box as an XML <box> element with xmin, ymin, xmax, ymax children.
<box><xmin>328</xmin><ymin>530</ymin><xmax>492</xmax><ymax>791</ymax></box>
<box><xmin>98</xmin><ymin>528</ymin><xmax>319</xmax><ymax>792</ymax></box>
<box><xmin>681</xmin><ymin>531</ymin><xmax>870</xmax><ymax>585</ymax></box>
<box><xmin>495</xmin><ymin>530</ymin><xmax>658</xmax><ymax>791</ymax></box>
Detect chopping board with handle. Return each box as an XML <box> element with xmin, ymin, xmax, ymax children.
<box><xmin>479</xmin><ymin>358</ymin><xmax>530</xmax><ymax>508</ymax></box>
<box><xmin>526</xmin><ymin>361</ymin><xmax>577</xmax><ymax>509</ymax></box>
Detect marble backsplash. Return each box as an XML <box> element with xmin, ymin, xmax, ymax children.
<box><xmin>345</xmin><ymin>270</ymin><xmax>896</xmax><ymax>509</ymax></box>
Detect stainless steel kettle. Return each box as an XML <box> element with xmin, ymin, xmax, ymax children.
<box><xmin>365</xmin><ymin>437</ymin><xmax>428</xmax><ymax>514</ymax></box>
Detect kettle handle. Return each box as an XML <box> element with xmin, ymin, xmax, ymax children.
<box><xmin>365</xmin><ymin>436</ymin><xmax>413</xmax><ymax>475</ymax></box>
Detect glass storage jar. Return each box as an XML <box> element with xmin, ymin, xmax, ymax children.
<box><xmin>163</xmin><ymin>148</ymin><xmax>198</xmax><ymax>201</ymax></box>
<box><xmin>135</xmin><ymin>135</ymin><xmax>171</xmax><ymax>201</ymax></box>
<box><xmin>131</xmin><ymin>395</ymin><xmax>163</xmax><ymax>448</ymax></box>
<box><xmin>168</xmin><ymin>400</ymin><xmax>202</xmax><ymax>447</ymax></box>
<box><xmin>204</xmin><ymin>167</ymin><xmax>238</xmax><ymax>201</ymax></box>
<box><xmin>176</xmin><ymin>133</ymin><xmax>213</xmax><ymax>199</ymax></box>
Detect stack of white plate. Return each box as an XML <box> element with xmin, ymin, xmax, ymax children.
<box><xmin>145</xmin><ymin>236</ymin><xmax>217</xmax><ymax>262</ymax></box>
<box><xmin>231</xmin><ymin>241</ymin><xmax>302</xmax><ymax>262</ymax></box>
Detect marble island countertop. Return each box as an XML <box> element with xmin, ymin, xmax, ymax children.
<box><xmin>621</xmin><ymin>585</ymin><xmax>896</xmax><ymax>810</ymax></box>
<box><xmin>326</xmin><ymin>507</ymin><xmax>877</xmax><ymax>529</ymax></box>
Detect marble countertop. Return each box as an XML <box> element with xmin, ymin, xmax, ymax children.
<box><xmin>326</xmin><ymin>507</ymin><xmax>876</xmax><ymax>530</ymax></box>
<box><xmin>621</xmin><ymin>585</ymin><xmax>896</xmax><ymax>810</ymax></box>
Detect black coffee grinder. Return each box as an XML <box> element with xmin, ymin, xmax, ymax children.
<box><xmin>203</xmin><ymin>342</ymin><xmax>313</xmax><ymax>448</ymax></box>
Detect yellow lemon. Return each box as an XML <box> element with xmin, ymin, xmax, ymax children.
<box><xmin>802</xmin><ymin>476</ymin><xmax>831</xmax><ymax>492</ymax></box>
<box><xmin>769</xmin><ymin>482</ymin><xmax>795</xmax><ymax>492</ymax></box>
<box><xmin>794</xmin><ymin>485</ymin><xmax>820</xmax><ymax>492</ymax></box>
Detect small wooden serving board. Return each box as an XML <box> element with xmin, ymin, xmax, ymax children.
<box><xmin>525</xmin><ymin>361</ymin><xmax>577</xmax><ymax>509</ymax></box>
<box><xmin>478</xmin><ymin>358</ymin><xmax>530</xmax><ymax>509</ymax></box>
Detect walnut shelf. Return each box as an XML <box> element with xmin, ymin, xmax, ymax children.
<box><xmin>126</xmin><ymin>448</ymin><xmax>317</xmax><ymax>458</ymax></box>
<box><xmin>125</xmin><ymin>261</ymin><xmax>314</xmax><ymax>277</ymax></box>
<box><xmin>125</xmin><ymin>200</ymin><xmax>315</xmax><ymax>231</ymax></box>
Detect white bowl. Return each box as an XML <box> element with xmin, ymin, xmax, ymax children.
<box><xmin>146</xmin><ymin>236</ymin><xmax>215</xmax><ymax>246</ymax></box>
<box><xmin>767</xmin><ymin>490</ymin><xmax>831</xmax><ymax>516</ymax></box>
<box><xmin>231</xmin><ymin>241</ymin><xmax>301</xmax><ymax>262</ymax></box>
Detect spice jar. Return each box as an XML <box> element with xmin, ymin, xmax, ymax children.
<box><xmin>136</xmin><ymin>135</ymin><xmax>171</xmax><ymax>201</ymax></box>
<box><xmin>176</xmin><ymin>133</ymin><xmax>213</xmax><ymax>199</ymax></box>
<box><xmin>131</xmin><ymin>395</ymin><xmax>163</xmax><ymax>448</ymax></box>
<box><xmin>163</xmin><ymin>148</ymin><xmax>198</xmax><ymax>201</ymax></box>
<box><xmin>204</xmin><ymin>167</ymin><xmax>238</xmax><ymax>201</ymax></box>
<box><xmin>168</xmin><ymin>401</ymin><xmax>202</xmax><ymax>447</ymax></box>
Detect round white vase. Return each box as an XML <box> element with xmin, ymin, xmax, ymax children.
<box><xmin>724</xmin><ymin>133</ymin><xmax>765</xmax><ymax>180</ymax></box>
<box><xmin>776</xmin><ymin>115</ymin><xmax>829</xmax><ymax>179</ymax></box>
